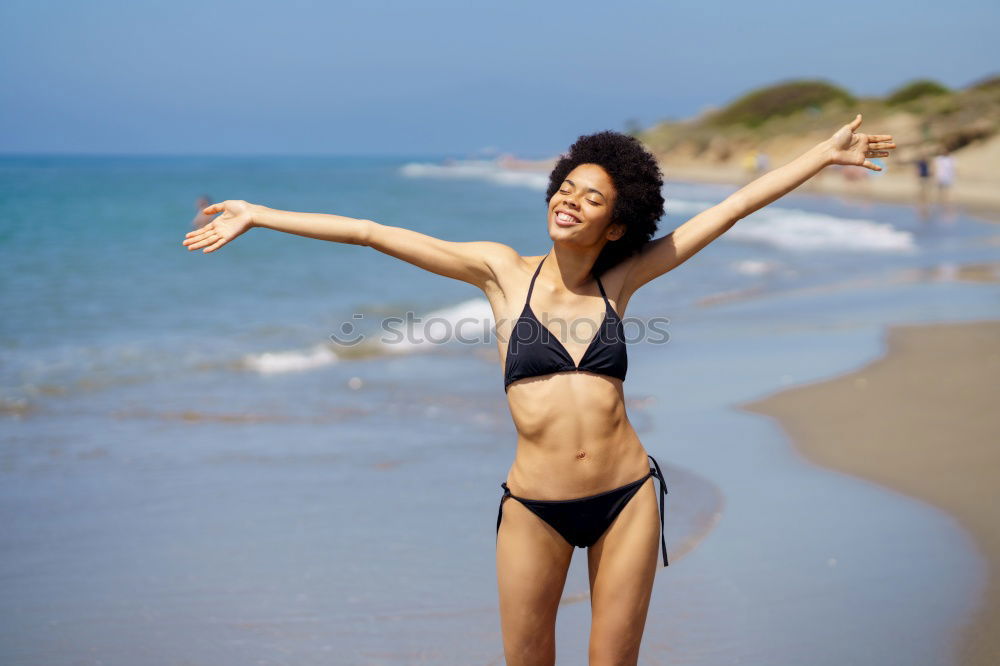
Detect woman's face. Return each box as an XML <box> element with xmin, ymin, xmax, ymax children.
<box><xmin>548</xmin><ymin>163</ymin><xmax>622</xmax><ymax>245</ymax></box>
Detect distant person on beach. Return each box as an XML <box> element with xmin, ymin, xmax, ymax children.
<box><xmin>755</xmin><ymin>150</ymin><xmax>770</xmax><ymax>174</ymax></box>
<box><xmin>190</xmin><ymin>195</ymin><xmax>214</xmax><ymax>229</ymax></box>
<box><xmin>741</xmin><ymin>150</ymin><xmax>757</xmax><ymax>182</ymax></box>
<box><xmin>183</xmin><ymin>113</ymin><xmax>894</xmax><ymax>663</ymax></box>
<box><xmin>933</xmin><ymin>149</ymin><xmax>956</xmax><ymax>204</ymax></box>
<box><xmin>916</xmin><ymin>154</ymin><xmax>932</xmax><ymax>202</ymax></box>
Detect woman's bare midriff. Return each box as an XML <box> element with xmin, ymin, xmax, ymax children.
<box><xmin>503</xmin><ymin>371</ymin><xmax>650</xmax><ymax>500</ymax></box>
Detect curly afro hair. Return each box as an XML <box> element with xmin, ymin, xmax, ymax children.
<box><xmin>545</xmin><ymin>130</ymin><xmax>665</xmax><ymax>277</ymax></box>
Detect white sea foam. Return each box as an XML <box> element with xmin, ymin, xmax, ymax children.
<box><xmin>239</xmin><ymin>299</ymin><xmax>497</xmax><ymax>373</ymax></box>
<box><xmin>667</xmin><ymin>200</ymin><xmax>915</xmax><ymax>252</ymax></box>
<box><xmin>242</xmin><ymin>344</ymin><xmax>339</xmax><ymax>374</ymax></box>
<box><xmin>403</xmin><ymin>162</ymin><xmax>915</xmax><ymax>254</ymax></box>
<box><xmin>400</xmin><ymin>160</ymin><xmax>549</xmax><ymax>190</ymax></box>
<box><xmin>379</xmin><ymin>297</ymin><xmax>495</xmax><ymax>353</ymax></box>
<box><xmin>732</xmin><ymin>259</ymin><xmax>781</xmax><ymax>276</ymax></box>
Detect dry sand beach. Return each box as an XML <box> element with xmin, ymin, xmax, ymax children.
<box><xmin>661</xmin><ymin>156</ymin><xmax>1000</xmax><ymax>224</ymax></box>
<box><xmin>740</xmin><ymin>320</ymin><xmax>1000</xmax><ymax>665</ymax></box>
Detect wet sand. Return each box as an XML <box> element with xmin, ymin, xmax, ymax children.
<box><xmin>739</xmin><ymin>320</ymin><xmax>1000</xmax><ymax>665</ymax></box>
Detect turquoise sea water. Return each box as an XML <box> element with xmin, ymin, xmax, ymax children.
<box><xmin>1</xmin><ymin>155</ymin><xmax>998</xmax><ymax>664</ymax></box>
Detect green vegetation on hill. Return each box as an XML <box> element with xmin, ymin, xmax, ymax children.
<box><xmin>637</xmin><ymin>74</ymin><xmax>1000</xmax><ymax>162</ymax></box>
<box><xmin>704</xmin><ymin>79</ymin><xmax>855</xmax><ymax>128</ymax></box>
<box><xmin>969</xmin><ymin>74</ymin><xmax>1000</xmax><ymax>92</ymax></box>
<box><xmin>886</xmin><ymin>79</ymin><xmax>950</xmax><ymax>106</ymax></box>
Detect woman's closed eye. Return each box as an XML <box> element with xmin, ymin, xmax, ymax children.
<box><xmin>559</xmin><ymin>188</ymin><xmax>600</xmax><ymax>205</ymax></box>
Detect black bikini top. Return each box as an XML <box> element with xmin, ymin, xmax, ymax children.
<box><xmin>504</xmin><ymin>253</ymin><xmax>628</xmax><ymax>392</ymax></box>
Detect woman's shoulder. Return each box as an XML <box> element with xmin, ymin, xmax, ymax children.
<box><xmin>497</xmin><ymin>249</ymin><xmax>546</xmax><ymax>274</ymax></box>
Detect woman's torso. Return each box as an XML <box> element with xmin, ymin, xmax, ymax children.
<box><xmin>487</xmin><ymin>252</ymin><xmax>650</xmax><ymax>499</ymax></box>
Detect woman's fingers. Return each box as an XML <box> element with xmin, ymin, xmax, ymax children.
<box><xmin>181</xmin><ymin>201</ymin><xmax>247</xmax><ymax>254</ymax></box>
<box><xmin>183</xmin><ymin>226</ymin><xmax>210</xmax><ymax>241</ymax></box>
<box><xmin>862</xmin><ymin>159</ymin><xmax>882</xmax><ymax>171</ymax></box>
<box><xmin>183</xmin><ymin>226</ymin><xmax>214</xmax><ymax>245</ymax></box>
<box><xmin>202</xmin><ymin>236</ymin><xmax>227</xmax><ymax>253</ymax></box>
<box><xmin>185</xmin><ymin>228</ymin><xmax>222</xmax><ymax>250</ymax></box>
<box><xmin>186</xmin><ymin>235</ymin><xmax>215</xmax><ymax>250</ymax></box>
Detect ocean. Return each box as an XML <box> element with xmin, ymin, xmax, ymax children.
<box><xmin>1</xmin><ymin>154</ymin><xmax>998</xmax><ymax>664</ymax></box>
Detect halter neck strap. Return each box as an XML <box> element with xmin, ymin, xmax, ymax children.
<box><xmin>525</xmin><ymin>252</ymin><xmax>611</xmax><ymax>311</ymax></box>
<box><xmin>524</xmin><ymin>253</ymin><xmax>548</xmax><ymax>303</ymax></box>
<box><xmin>595</xmin><ymin>274</ymin><xmax>609</xmax><ymax>305</ymax></box>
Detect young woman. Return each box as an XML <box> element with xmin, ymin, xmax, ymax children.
<box><xmin>182</xmin><ymin>114</ymin><xmax>894</xmax><ymax>665</ymax></box>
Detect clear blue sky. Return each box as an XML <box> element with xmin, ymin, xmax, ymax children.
<box><xmin>1</xmin><ymin>0</ymin><xmax>996</xmax><ymax>157</ymax></box>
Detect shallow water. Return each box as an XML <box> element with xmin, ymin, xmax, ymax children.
<box><xmin>1</xmin><ymin>156</ymin><xmax>997</xmax><ymax>664</ymax></box>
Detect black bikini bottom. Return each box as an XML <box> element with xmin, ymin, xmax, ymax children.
<box><xmin>496</xmin><ymin>453</ymin><xmax>669</xmax><ymax>567</ymax></box>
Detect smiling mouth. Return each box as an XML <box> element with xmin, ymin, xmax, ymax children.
<box><xmin>555</xmin><ymin>211</ymin><xmax>579</xmax><ymax>225</ymax></box>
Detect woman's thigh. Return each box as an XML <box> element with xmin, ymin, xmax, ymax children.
<box><xmin>585</xmin><ymin>478</ymin><xmax>660</xmax><ymax>665</ymax></box>
<box><xmin>496</xmin><ymin>496</ymin><xmax>575</xmax><ymax>666</ymax></box>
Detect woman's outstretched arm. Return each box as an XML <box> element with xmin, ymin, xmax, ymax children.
<box><xmin>620</xmin><ymin>114</ymin><xmax>896</xmax><ymax>296</ymax></box>
<box><xmin>182</xmin><ymin>201</ymin><xmax>517</xmax><ymax>290</ymax></box>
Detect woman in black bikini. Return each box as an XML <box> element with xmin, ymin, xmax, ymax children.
<box><xmin>183</xmin><ymin>114</ymin><xmax>894</xmax><ymax>665</ymax></box>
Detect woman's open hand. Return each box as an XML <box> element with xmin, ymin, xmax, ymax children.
<box><xmin>827</xmin><ymin>114</ymin><xmax>896</xmax><ymax>171</ymax></box>
<box><xmin>182</xmin><ymin>200</ymin><xmax>257</xmax><ymax>253</ymax></box>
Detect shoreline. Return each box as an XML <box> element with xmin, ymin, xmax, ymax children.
<box><xmin>738</xmin><ymin>319</ymin><xmax>1000</xmax><ymax>665</ymax></box>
